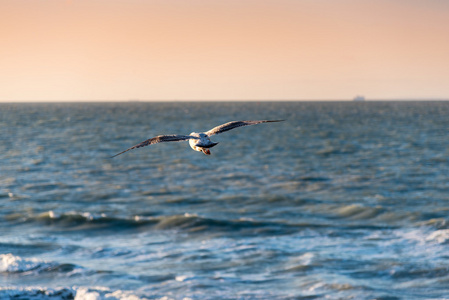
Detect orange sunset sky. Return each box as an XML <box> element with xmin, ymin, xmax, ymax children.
<box><xmin>1</xmin><ymin>0</ymin><xmax>449</xmax><ymax>101</ymax></box>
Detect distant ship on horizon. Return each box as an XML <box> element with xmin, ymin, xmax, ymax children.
<box><xmin>353</xmin><ymin>95</ymin><xmax>366</xmax><ymax>101</ymax></box>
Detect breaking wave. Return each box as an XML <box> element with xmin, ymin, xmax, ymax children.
<box><xmin>0</xmin><ymin>253</ymin><xmax>83</xmax><ymax>275</ymax></box>
<box><xmin>0</xmin><ymin>286</ymin><xmax>151</xmax><ymax>300</ymax></box>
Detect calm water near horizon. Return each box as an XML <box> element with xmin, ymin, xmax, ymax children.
<box><xmin>1</xmin><ymin>101</ymin><xmax>449</xmax><ymax>299</ymax></box>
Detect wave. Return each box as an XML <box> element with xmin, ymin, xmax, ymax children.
<box><xmin>0</xmin><ymin>241</ymin><xmax>58</xmax><ymax>256</ymax></box>
<box><xmin>152</xmin><ymin>213</ymin><xmax>303</xmax><ymax>235</ymax></box>
<box><xmin>28</xmin><ymin>211</ymin><xmax>157</xmax><ymax>231</ymax></box>
<box><xmin>303</xmin><ymin>202</ymin><xmax>440</xmax><ymax>227</ymax></box>
<box><xmin>0</xmin><ymin>253</ymin><xmax>82</xmax><ymax>275</ymax></box>
<box><xmin>18</xmin><ymin>211</ymin><xmax>312</xmax><ymax>236</ymax></box>
<box><xmin>334</xmin><ymin>204</ymin><xmax>384</xmax><ymax>220</ymax></box>
<box><xmin>12</xmin><ymin>206</ymin><xmax>449</xmax><ymax>239</ymax></box>
<box><xmin>0</xmin><ymin>287</ymin><xmax>74</xmax><ymax>300</ymax></box>
<box><xmin>0</xmin><ymin>286</ymin><xmax>150</xmax><ymax>300</ymax></box>
<box><xmin>426</xmin><ymin>229</ymin><xmax>449</xmax><ymax>244</ymax></box>
<box><xmin>400</xmin><ymin>228</ymin><xmax>449</xmax><ymax>246</ymax></box>
<box><xmin>19</xmin><ymin>204</ymin><xmax>449</xmax><ymax>237</ymax></box>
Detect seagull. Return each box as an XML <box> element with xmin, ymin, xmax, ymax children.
<box><xmin>111</xmin><ymin>120</ymin><xmax>284</xmax><ymax>157</ymax></box>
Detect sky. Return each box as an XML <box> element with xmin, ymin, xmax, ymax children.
<box><xmin>1</xmin><ymin>0</ymin><xmax>449</xmax><ymax>101</ymax></box>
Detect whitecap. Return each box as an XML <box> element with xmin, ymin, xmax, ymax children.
<box><xmin>74</xmin><ymin>287</ymin><xmax>151</xmax><ymax>300</ymax></box>
<box><xmin>426</xmin><ymin>229</ymin><xmax>449</xmax><ymax>244</ymax></box>
<box><xmin>0</xmin><ymin>253</ymin><xmax>50</xmax><ymax>273</ymax></box>
<box><xmin>0</xmin><ymin>286</ymin><xmax>74</xmax><ymax>300</ymax></box>
<box><xmin>282</xmin><ymin>252</ymin><xmax>316</xmax><ymax>273</ymax></box>
<box><xmin>48</xmin><ymin>210</ymin><xmax>58</xmax><ymax>219</ymax></box>
<box><xmin>0</xmin><ymin>253</ymin><xmax>86</xmax><ymax>276</ymax></box>
<box><xmin>175</xmin><ymin>275</ymin><xmax>189</xmax><ymax>282</ymax></box>
<box><xmin>74</xmin><ymin>287</ymin><xmax>102</xmax><ymax>300</ymax></box>
<box><xmin>0</xmin><ymin>286</ymin><xmax>151</xmax><ymax>300</ymax></box>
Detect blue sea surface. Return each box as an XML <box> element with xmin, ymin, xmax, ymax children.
<box><xmin>1</xmin><ymin>101</ymin><xmax>449</xmax><ymax>299</ymax></box>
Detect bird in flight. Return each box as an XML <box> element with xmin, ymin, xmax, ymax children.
<box><xmin>111</xmin><ymin>120</ymin><xmax>284</xmax><ymax>157</ymax></box>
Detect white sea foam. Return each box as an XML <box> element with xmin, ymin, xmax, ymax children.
<box><xmin>175</xmin><ymin>275</ymin><xmax>189</xmax><ymax>282</ymax></box>
<box><xmin>0</xmin><ymin>253</ymin><xmax>87</xmax><ymax>277</ymax></box>
<box><xmin>0</xmin><ymin>286</ymin><xmax>153</xmax><ymax>300</ymax></box>
<box><xmin>399</xmin><ymin>228</ymin><xmax>449</xmax><ymax>245</ymax></box>
<box><xmin>0</xmin><ymin>253</ymin><xmax>51</xmax><ymax>273</ymax></box>
<box><xmin>0</xmin><ymin>287</ymin><xmax>74</xmax><ymax>300</ymax></box>
<box><xmin>426</xmin><ymin>229</ymin><xmax>449</xmax><ymax>244</ymax></box>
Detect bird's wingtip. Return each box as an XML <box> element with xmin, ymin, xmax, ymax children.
<box><xmin>110</xmin><ymin>151</ymin><xmax>125</xmax><ymax>158</ymax></box>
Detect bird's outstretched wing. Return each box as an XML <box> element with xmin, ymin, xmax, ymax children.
<box><xmin>111</xmin><ymin>135</ymin><xmax>198</xmax><ymax>158</ymax></box>
<box><xmin>205</xmin><ymin>120</ymin><xmax>284</xmax><ymax>136</ymax></box>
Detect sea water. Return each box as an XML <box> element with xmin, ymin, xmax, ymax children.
<box><xmin>1</xmin><ymin>101</ymin><xmax>449</xmax><ymax>299</ymax></box>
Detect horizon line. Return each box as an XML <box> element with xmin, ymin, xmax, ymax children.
<box><xmin>1</xmin><ymin>98</ymin><xmax>449</xmax><ymax>103</ymax></box>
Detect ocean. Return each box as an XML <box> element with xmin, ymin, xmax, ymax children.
<box><xmin>1</xmin><ymin>101</ymin><xmax>449</xmax><ymax>299</ymax></box>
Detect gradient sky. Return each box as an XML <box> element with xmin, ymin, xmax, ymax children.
<box><xmin>1</xmin><ymin>0</ymin><xmax>449</xmax><ymax>101</ymax></box>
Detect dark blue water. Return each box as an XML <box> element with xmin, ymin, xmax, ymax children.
<box><xmin>1</xmin><ymin>101</ymin><xmax>449</xmax><ymax>299</ymax></box>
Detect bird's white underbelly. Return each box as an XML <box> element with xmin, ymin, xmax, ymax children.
<box><xmin>189</xmin><ymin>139</ymin><xmax>202</xmax><ymax>151</ymax></box>
<box><xmin>189</xmin><ymin>132</ymin><xmax>203</xmax><ymax>151</ymax></box>
<box><xmin>188</xmin><ymin>132</ymin><xmax>214</xmax><ymax>151</ymax></box>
